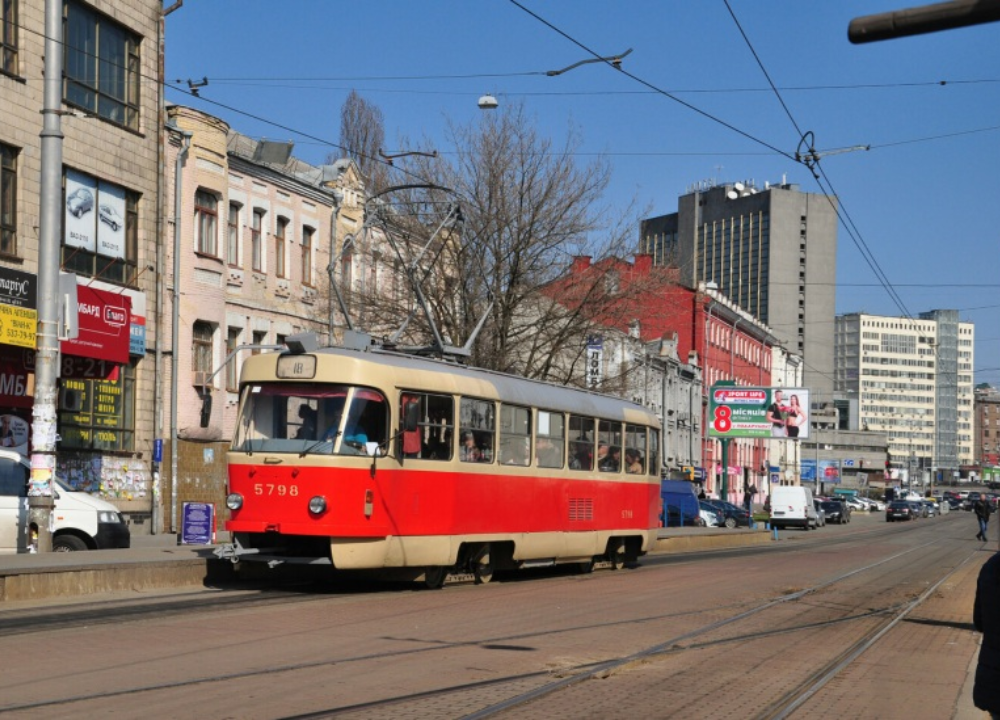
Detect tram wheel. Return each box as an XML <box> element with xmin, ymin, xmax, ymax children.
<box><xmin>577</xmin><ymin>558</ymin><xmax>596</xmax><ymax>574</ymax></box>
<box><xmin>609</xmin><ymin>540</ymin><xmax>626</xmax><ymax>571</ymax></box>
<box><xmin>474</xmin><ymin>562</ymin><xmax>494</xmax><ymax>584</ymax></box>
<box><xmin>424</xmin><ymin>567</ymin><xmax>446</xmax><ymax>589</ymax></box>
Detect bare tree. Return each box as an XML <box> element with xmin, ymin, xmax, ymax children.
<box><xmin>347</xmin><ymin>101</ymin><xmax>654</xmax><ymax>386</ymax></box>
<box><xmin>335</xmin><ymin>90</ymin><xmax>389</xmax><ymax>193</ymax></box>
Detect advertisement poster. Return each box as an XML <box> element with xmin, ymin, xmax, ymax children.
<box><xmin>709</xmin><ymin>385</ymin><xmax>810</xmax><ymax>439</ymax></box>
<box><xmin>0</xmin><ymin>266</ymin><xmax>37</xmax><ymax>349</ymax></box>
<box><xmin>60</xmin><ymin>284</ymin><xmax>131</xmax><ymax>365</ymax></box>
<box><xmin>96</xmin><ymin>181</ymin><xmax>126</xmax><ymax>258</ymax></box>
<box><xmin>65</xmin><ymin>169</ymin><xmax>97</xmax><ymax>252</ymax></box>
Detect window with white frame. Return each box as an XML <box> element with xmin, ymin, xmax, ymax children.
<box><xmin>0</xmin><ymin>143</ymin><xmax>16</xmax><ymax>257</ymax></box>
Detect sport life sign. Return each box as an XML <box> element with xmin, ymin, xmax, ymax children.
<box><xmin>709</xmin><ymin>385</ymin><xmax>811</xmax><ymax>439</ymax></box>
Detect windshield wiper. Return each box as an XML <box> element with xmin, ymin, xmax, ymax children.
<box><xmin>300</xmin><ymin>430</ymin><xmax>340</xmax><ymax>457</ymax></box>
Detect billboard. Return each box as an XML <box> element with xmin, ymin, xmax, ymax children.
<box><xmin>708</xmin><ymin>385</ymin><xmax>810</xmax><ymax>440</ymax></box>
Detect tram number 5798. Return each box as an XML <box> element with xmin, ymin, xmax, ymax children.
<box><xmin>254</xmin><ymin>484</ymin><xmax>300</xmax><ymax>497</ymax></box>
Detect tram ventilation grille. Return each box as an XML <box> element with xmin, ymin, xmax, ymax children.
<box><xmin>569</xmin><ymin>498</ymin><xmax>594</xmax><ymax>521</ymax></box>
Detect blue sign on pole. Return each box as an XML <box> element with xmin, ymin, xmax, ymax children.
<box><xmin>152</xmin><ymin>438</ymin><xmax>163</xmax><ymax>464</ymax></box>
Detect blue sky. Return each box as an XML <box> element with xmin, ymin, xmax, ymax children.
<box><xmin>164</xmin><ymin>2</ymin><xmax>1000</xmax><ymax>386</ymax></box>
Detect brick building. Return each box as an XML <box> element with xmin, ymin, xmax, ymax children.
<box><xmin>547</xmin><ymin>255</ymin><xmax>785</xmax><ymax>501</ymax></box>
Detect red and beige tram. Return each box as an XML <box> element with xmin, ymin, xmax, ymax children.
<box><xmin>216</xmin><ymin>338</ymin><xmax>662</xmax><ymax>585</ymax></box>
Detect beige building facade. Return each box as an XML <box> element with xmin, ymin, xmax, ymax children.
<box><xmin>1</xmin><ymin>0</ymin><xmax>162</xmax><ymax>529</ymax></box>
<box><xmin>162</xmin><ymin>105</ymin><xmax>364</xmax><ymax>533</ymax></box>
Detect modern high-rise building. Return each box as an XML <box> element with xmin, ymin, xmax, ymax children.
<box><xmin>834</xmin><ymin>311</ymin><xmax>975</xmax><ymax>481</ymax></box>
<box><xmin>641</xmin><ymin>180</ymin><xmax>838</xmax><ymax>398</ymax></box>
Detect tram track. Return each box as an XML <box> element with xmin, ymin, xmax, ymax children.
<box><xmin>0</xmin><ymin>515</ymin><xmax>978</xmax><ymax>718</ymax></box>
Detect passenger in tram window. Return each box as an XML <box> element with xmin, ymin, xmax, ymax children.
<box><xmin>596</xmin><ymin>442</ymin><xmax>610</xmax><ymax>469</ymax></box>
<box><xmin>460</xmin><ymin>432</ymin><xmax>482</xmax><ymax>463</ymax></box>
<box><xmin>503</xmin><ymin>438</ymin><xmax>529</xmax><ymax>466</ymax></box>
<box><xmin>625</xmin><ymin>449</ymin><xmax>643</xmax><ymax>474</ymax></box>
<box><xmin>599</xmin><ymin>444</ymin><xmax>621</xmax><ymax>472</ymax></box>
<box><xmin>295</xmin><ymin>405</ymin><xmax>317</xmax><ymax>440</ymax></box>
<box><xmin>536</xmin><ymin>436</ymin><xmax>561</xmax><ymax>468</ymax></box>
<box><xmin>401</xmin><ymin>395</ymin><xmax>422</xmax><ymax>458</ymax></box>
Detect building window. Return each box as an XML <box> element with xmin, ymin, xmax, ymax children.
<box><xmin>1</xmin><ymin>0</ymin><xmax>18</xmax><ymax>76</ymax></box>
<box><xmin>226</xmin><ymin>203</ymin><xmax>240</xmax><ymax>266</ymax></box>
<box><xmin>275</xmin><ymin>217</ymin><xmax>288</xmax><ymax>278</ymax></box>
<box><xmin>301</xmin><ymin>226</ymin><xmax>314</xmax><ymax>286</ymax></box>
<box><xmin>192</xmin><ymin>321</ymin><xmax>214</xmax><ymax>379</ymax></box>
<box><xmin>61</xmin><ymin>169</ymin><xmax>138</xmax><ymax>284</ymax></box>
<box><xmin>195</xmin><ymin>191</ymin><xmax>218</xmax><ymax>256</ymax></box>
<box><xmin>251</xmin><ymin>330</ymin><xmax>266</xmax><ymax>355</ymax></box>
<box><xmin>0</xmin><ymin>143</ymin><xmax>16</xmax><ymax>257</ymax></box>
<box><xmin>225</xmin><ymin>327</ymin><xmax>241</xmax><ymax>391</ymax></box>
<box><xmin>64</xmin><ymin>0</ymin><xmax>140</xmax><ymax>130</ymax></box>
<box><xmin>251</xmin><ymin>209</ymin><xmax>264</xmax><ymax>272</ymax></box>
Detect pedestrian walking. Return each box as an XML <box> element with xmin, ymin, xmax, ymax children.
<box><xmin>973</xmin><ymin>550</ymin><xmax>1000</xmax><ymax>716</ymax></box>
<box><xmin>975</xmin><ymin>496</ymin><xmax>993</xmax><ymax>541</ymax></box>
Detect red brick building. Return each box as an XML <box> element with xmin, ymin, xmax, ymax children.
<box><xmin>549</xmin><ymin>255</ymin><xmax>779</xmax><ymax>500</ymax></box>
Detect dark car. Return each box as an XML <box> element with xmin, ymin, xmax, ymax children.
<box><xmin>704</xmin><ymin>499</ymin><xmax>752</xmax><ymax>528</ymax></box>
<box><xmin>886</xmin><ymin>500</ymin><xmax>916</xmax><ymax>521</ymax></box>
<box><xmin>821</xmin><ymin>499</ymin><xmax>850</xmax><ymax>524</ymax></box>
<box><xmin>663</xmin><ymin>504</ymin><xmax>705</xmax><ymax>528</ymax></box>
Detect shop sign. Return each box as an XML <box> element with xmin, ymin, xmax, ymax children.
<box><xmin>0</xmin><ymin>267</ymin><xmax>37</xmax><ymax>349</ymax></box>
<box><xmin>60</xmin><ymin>285</ymin><xmax>131</xmax><ymax>365</ymax></box>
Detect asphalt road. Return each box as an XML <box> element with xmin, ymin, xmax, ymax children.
<box><xmin>0</xmin><ymin>511</ymin><xmax>991</xmax><ymax>719</ymax></box>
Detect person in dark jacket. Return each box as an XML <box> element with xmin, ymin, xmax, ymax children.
<box><xmin>975</xmin><ymin>497</ymin><xmax>993</xmax><ymax>541</ymax></box>
<box><xmin>974</xmin><ymin>551</ymin><xmax>1000</xmax><ymax>717</ymax></box>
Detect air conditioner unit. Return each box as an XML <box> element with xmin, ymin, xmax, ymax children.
<box><xmin>192</xmin><ymin>371</ymin><xmax>210</xmax><ymax>387</ymax></box>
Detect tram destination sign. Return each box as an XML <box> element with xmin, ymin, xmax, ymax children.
<box><xmin>709</xmin><ymin>385</ymin><xmax>811</xmax><ymax>440</ymax></box>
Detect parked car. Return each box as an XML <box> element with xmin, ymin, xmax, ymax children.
<box><xmin>705</xmin><ymin>499</ymin><xmax>752</xmax><ymax>528</ymax></box>
<box><xmin>813</xmin><ymin>500</ymin><xmax>827</xmax><ymax>527</ymax></box>
<box><xmin>844</xmin><ymin>496</ymin><xmax>868</xmax><ymax>512</ymax></box>
<box><xmin>0</xmin><ymin>449</ymin><xmax>130</xmax><ymax>552</ymax></box>
<box><xmin>821</xmin><ymin>499</ymin><xmax>851</xmax><ymax>524</ymax></box>
<box><xmin>66</xmin><ymin>187</ymin><xmax>94</xmax><ymax>218</ymax></box>
<box><xmin>886</xmin><ymin>500</ymin><xmax>916</xmax><ymax>521</ymax></box>
<box><xmin>664</xmin><ymin>504</ymin><xmax>705</xmax><ymax>528</ymax></box>
<box><xmin>698</xmin><ymin>500</ymin><xmax>724</xmax><ymax>528</ymax></box>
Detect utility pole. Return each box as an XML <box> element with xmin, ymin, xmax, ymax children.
<box><xmin>27</xmin><ymin>0</ymin><xmax>64</xmax><ymax>552</ymax></box>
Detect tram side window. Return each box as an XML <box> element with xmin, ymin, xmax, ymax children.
<box><xmin>399</xmin><ymin>391</ymin><xmax>454</xmax><ymax>460</ymax></box>
<box><xmin>624</xmin><ymin>424</ymin><xmax>646</xmax><ymax>475</ymax></box>
<box><xmin>568</xmin><ymin>415</ymin><xmax>594</xmax><ymax>471</ymax></box>
<box><xmin>536</xmin><ymin>410</ymin><xmax>565</xmax><ymax>469</ymax></box>
<box><xmin>459</xmin><ymin>397</ymin><xmax>495</xmax><ymax>463</ymax></box>
<box><xmin>598</xmin><ymin>420</ymin><xmax>622</xmax><ymax>473</ymax></box>
<box><xmin>499</xmin><ymin>404</ymin><xmax>531</xmax><ymax>466</ymax></box>
<box><xmin>648</xmin><ymin>428</ymin><xmax>660</xmax><ymax>477</ymax></box>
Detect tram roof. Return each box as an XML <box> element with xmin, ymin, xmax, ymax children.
<box><xmin>240</xmin><ymin>344</ymin><xmax>660</xmax><ymax>427</ymax></box>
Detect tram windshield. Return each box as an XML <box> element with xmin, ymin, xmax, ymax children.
<box><xmin>232</xmin><ymin>383</ymin><xmax>389</xmax><ymax>456</ymax></box>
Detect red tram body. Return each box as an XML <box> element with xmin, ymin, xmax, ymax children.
<box><xmin>217</xmin><ymin>341</ymin><xmax>662</xmax><ymax>584</ymax></box>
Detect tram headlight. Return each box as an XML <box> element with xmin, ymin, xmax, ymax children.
<box><xmin>308</xmin><ymin>495</ymin><xmax>327</xmax><ymax>515</ymax></box>
<box><xmin>226</xmin><ymin>493</ymin><xmax>244</xmax><ymax>511</ymax></box>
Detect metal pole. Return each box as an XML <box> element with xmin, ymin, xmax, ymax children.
<box><xmin>169</xmin><ymin>127</ymin><xmax>192</xmax><ymax>534</ymax></box>
<box><xmin>27</xmin><ymin>0</ymin><xmax>65</xmax><ymax>552</ymax></box>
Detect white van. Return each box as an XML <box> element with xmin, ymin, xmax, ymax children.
<box><xmin>769</xmin><ymin>486</ymin><xmax>819</xmax><ymax>530</ymax></box>
<box><xmin>0</xmin><ymin>449</ymin><xmax>131</xmax><ymax>553</ymax></box>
